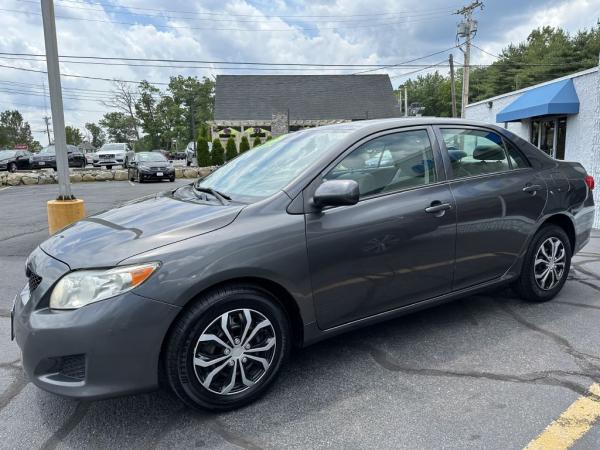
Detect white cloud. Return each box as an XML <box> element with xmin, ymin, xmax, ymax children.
<box><xmin>0</xmin><ymin>0</ymin><xmax>599</xmax><ymax>145</ymax></box>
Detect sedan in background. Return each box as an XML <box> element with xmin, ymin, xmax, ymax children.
<box><xmin>29</xmin><ymin>145</ymin><xmax>86</xmax><ymax>170</ymax></box>
<box><xmin>0</xmin><ymin>149</ymin><xmax>31</xmax><ymax>172</ymax></box>
<box><xmin>12</xmin><ymin>119</ymin><xmax>595</xmax><ymax>412</ymax></box>
<box><xmin>128</xmin><ymin>151</ymin><xmax>175</xmax><ymax>183</ymax></box>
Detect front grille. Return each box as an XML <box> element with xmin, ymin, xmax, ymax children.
<box><xmin>25</xmin><ymin>265</ymin><xmax>42</xmax><ymax>291</ymax></box>
<box><xmin>58</xmin><ymin>354</ymin><xmax>86</xmax><ymax>380</ymax></box>
<box><xmin>100</xmin><ymin>154</ymin><xmax>114</xmax><ymax>159</ymax></box>
<box><xmin>150</xmin><ymin>167</ymin><xmax>164</xmax><ymax>170</ymax></box>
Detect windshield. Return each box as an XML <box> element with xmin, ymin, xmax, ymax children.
<box><xmin>40</xmin><ymin>146</ymin><xmax>56</xmax><ymax>155</ymax></box>
<box><xmin>0</xmin><ymin>150</ymin><xmax>16</xmax><ymax>159</ymax></box>
<box><xmin>138</xmin><ymin>152</ymin><xmax>167</xmax><ymax>162</ymax></box>
<box><xmin>197</xmin><ymin>129</ymin><xmax>348</xmax><ymax>201</ymax></box>
<box><xmin>101</xmin><ymin>144</ymin><xmax>125</xmax><ymax>151</ymax></box>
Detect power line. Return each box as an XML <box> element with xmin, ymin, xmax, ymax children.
<box><xmin>52</xmin><ymin>0</ymin><xmax>460</xmax><ymax>19</ymax></box>
<box><xmin>354</xmin><ymin>46</ymin><xmax>459</xmax><ymax>75</ymax></box>
<box><xmin>2</xmin><ymin>7</ymin><xmax>453</xmax><ymax>32</ymax></box>
<box><xmin>391</xmin><ymin>60</ymin><xmax>449</xmax><ymax>80</ymax></box>
<box><xmin>14</xmin><ymin>0</ymin><xmax>456</xmax><ymax>24</ymax></box>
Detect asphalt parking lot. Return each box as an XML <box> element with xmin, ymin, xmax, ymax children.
<box><xmin>1</xmin><ymin>180</ymin><xmax>599</xmax><ymax>449</ymax></box>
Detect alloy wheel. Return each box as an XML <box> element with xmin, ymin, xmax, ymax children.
<box><xmin>193</xmin><ymin>308</ymin><xmax>276</xmax><ymax>395</ymax></box>
<box><xmin>534</xmin><ymin>236</ymin><xmax>566</xmax><ymax>290</ymax></box>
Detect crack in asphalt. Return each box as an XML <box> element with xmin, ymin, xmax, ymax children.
<box><xmin>0</xmin><ymin>370</ymin><xmax>27</xmax><ymax>412</ymax></box>
<box><xmin>1</xmin><ymin>227</ymin><xmax>48</xmax><ymax>242</ymax></box>
<box><xmin>363</xmin><ymin>343</ymin><xmax>599</xmax><ymax>400</ymax></box>
<box><xmin>555</xmin><ymin>301</ymin><xmax>600</xmax><ymax>311</ymax></box>
<box><xmin>193</xmin><ymin>411</ymin><xmax>266</xmax><ymax>450</ymax></box>
<box><xmin>40</xmin><ymin>401</ymin><xmax>91</xmax><ymax>450</ymax></box>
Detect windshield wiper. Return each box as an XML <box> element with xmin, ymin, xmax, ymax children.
<box><xmin>193</xmin><ymin>185</ymin><xmax>231</xmax><ymax>205</ymax></box>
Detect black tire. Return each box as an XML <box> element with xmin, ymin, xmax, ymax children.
<box><xmin>169</xmin><ymin>176</ymin><xmax>175</xmax><ymax>182</ymax></box>
<box><xmin>8</xmin><ymin>162</ymin><xmax>17</xmax><ymax>173</ymax></box>
<box><xmin>187</xmin><ymin>161</ymin><xmax>191</xmax><ymax>167</ymax></box>
<box><xmin>106</xmin><ymin>165</ymin><xmax>113</xmax><ymax>170</ymax></box>
<box><xmin>136</xmin><ymin>170</ymin><xmax>144</xmax><ymax>183</ymax></box>
<box><xmin>164</xmin><ymin>284</ymin><xmax>291</xmax><ymax>411</ymax></box>
<box><xmin>514</xmin><ymin>224</ymin><xmax>572</xmax><ymax>302</ymax></box>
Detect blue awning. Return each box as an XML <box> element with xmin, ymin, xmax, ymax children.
<box><xmin>496</xmin><ymin>79</ymin><xmax>579</xmax><ymax>122</ymax></box>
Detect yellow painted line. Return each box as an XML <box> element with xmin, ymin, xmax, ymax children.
<box><xmin>525</xmin><ymin>383</ymin><xmax>600</xmax><ymax>450</ymax></box>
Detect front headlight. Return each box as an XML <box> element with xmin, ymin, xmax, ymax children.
<box><xmin>49</xmin><ymin>262</ymin><xmax>159</xmax><ymax>310</ymax></box>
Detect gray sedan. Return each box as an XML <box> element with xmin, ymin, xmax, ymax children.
<box><xmin>12</xmin><ymin>118</ymin><xmax>595</xmax><ymax>411</ymax></box>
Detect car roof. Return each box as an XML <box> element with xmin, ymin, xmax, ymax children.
<box><xmin>312</xmin><ymin>117</ymin><xmax>500</xmax><ymax>134</ymax></box>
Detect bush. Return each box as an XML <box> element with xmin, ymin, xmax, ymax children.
<box><xmin>239</xmin><ymin>136</ymin><xmax>250</xmax><ymax>153</ymax></box>
<box><xmin>196</xmin><ymin>138</ymin><xmax>210</xmax><ymax>167</ymax></box>
<box><xmin>225</xmin><ymin>137</ymin><xmax>237</xmax><ymax>161</ymax></box>
<box><xmin>266</xmin><ymin>135</ymin><xmax>273</xmax><ymax>141</ymax></box>
<box><xmin>252</xmin><ymin>136</ymin><xmax>262</xmax><ymax>148</ymax></box>
<box><xmin>211</xmin><ymin>138</ymin><xmax>224</xmax><ymax>165</ymax></box>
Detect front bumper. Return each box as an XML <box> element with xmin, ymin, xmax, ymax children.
<box><xmin>139</xmin><ymin>170</ymin><xmax>174</xmax><ymax>180</ymax></box>
<box><xmin>12</xmin><ymin>248</ymin><xmax>181</xmax><ymax>399</ymax></box>
<box><xmin>30</xmin><ymin>161</ymin><xmax>56</xmax><ymax>169</ymax></box>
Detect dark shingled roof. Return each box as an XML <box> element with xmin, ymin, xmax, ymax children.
<box><xmin>214</xmin><ymin>75</ymin><xmax>400</xmax><ymax>121</ymax></box>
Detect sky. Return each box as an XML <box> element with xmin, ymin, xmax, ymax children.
<box><xmin>1</xmin><ymin>0</ymin><xmax>599</xmax><ymax>145</ymax></box>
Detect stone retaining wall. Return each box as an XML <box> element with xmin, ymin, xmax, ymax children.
<box><xmin>0</xmin><ymin>167</ymin><xmax>214</xmax><ymax>187</ymax></box>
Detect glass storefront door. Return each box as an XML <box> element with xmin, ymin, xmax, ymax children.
<box><xmin>530</xmin><ymin>116</ymin><xmax>567</xmax><ymax>159</ymax></box>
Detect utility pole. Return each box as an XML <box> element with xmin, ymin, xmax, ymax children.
<box><xmin>455</xmin><ymin>1</ymin><xmax>483</xmax><ymax>118</ymax></box>
<box><xmin>190</xmin><ymin>99</ymin><xmax>197</xmax><ymax>152</ymax></box>
<box><xmin>41</xmin><ymin>0</ymin><xmax>85</xmax><ymax>233</ymax></box>
<box><xmin>449</xmin><ymin>53</ymin><xmax>457</xmax><ymax>118</ymax></box>
<box><xmin>43</xmin><ymin>115</ymin><xmax>52</xmax><ymax>145</ymax></box>
<box><xmin>404</xmin><ymin>85</ymin><xmax>408</xmax><ymax>117</ymax></box>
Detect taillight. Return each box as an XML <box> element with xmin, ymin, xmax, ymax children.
<box><xmin>584</xmin><ymin>175</ymin><xmax>595</xmax><ymax>191</ymax></box>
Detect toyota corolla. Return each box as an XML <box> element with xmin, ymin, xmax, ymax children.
<box><xmin>12</xmin><ymin>119</ymin><xmax>595</xmax><ymax>411</ymax></box>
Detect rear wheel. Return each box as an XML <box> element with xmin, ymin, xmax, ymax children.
<box><xmin>514</xmin><ymin>224</ymin><xmax>571</xmax><ymax>302</ymax></box>
<box><xmin>164</xmin><ymin>284</ymin><xmax>290</xmax><ymax>411</ymax></box>
<box><xmin>8</xmin><ymin>162</ymin><xmax>17</xmax><ymax>173</ymax></box>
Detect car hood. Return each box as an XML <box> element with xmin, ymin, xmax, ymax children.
<box><xmin>40</xmin><ymin>188</ymin><xmax>244</xmax><ymax>268</ymax></box>
<box><xmin>138</xmin><ymin>161</ymin><xmax>170</xmax><ymax>168</ymax></box>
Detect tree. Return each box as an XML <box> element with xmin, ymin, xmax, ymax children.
<box><xmin>196</xmin><ymin>137</ymin><xmax>211</xmax><ymax>167</ymax></box>
<box><xmin>65</xmin><ymin>125</ymin><xmax>83</xmax><ymax>146</ymax></box>
<box><xmin>239</xmin><ymin>136</ymin><xmax>250</xmax><ymax>153</ymax></box>
<box><xmin>225</xmin><ymin>137</ymin><xmax>237</xmax><ymax>161</ymax></box>
<box><xmin>0</xmin><ymin>110</ymin><xmax>37</xmax><ymax>149</ymax></box>
<box><xmin>99</xmin><ymin>112</ymin><xmax>137</xmax><ymax>143</ymax></box>
<box><xmin>102</xmin><ymin>80</ymin><xmax>140</xmax><ymax>140</ymax></box>
<box><xmin>84</xmin><ymin>122</ymin><xmax>106</xmax><ymax>148</ymax></box>
<box><xmin>135</xmin><ymin>80</ymin><xmax>162</xmax><ymax>148</ymax></box>
<box><xmin>167</xmin><ymin>75</ymin><xmax>215</xmax><ymax>144</ymax></box>
<box><xmin>211</xmin><ymin>138</ymin><xmax>224</xmax><ymax>165</ymax></box>
<box><xmin>266</xmin><ymin>135</ymin><xmax>273</xmax><ymax>141</ymax></box>
<box><xmin>252</xmin><ymin>136</ymin><xmax>262</xmax><ymax>148</ymax></box>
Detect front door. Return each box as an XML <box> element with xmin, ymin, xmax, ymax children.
<box><xmin>305</xmin><ymin>128</ymin><xmax>457</xmax><ymax>330</ymax></box>
<box><xmin>436</xmin><ymin>126</ymin><xmax>547</xmax><ymax>290</ymax></box>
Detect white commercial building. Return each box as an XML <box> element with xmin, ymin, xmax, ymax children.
<box><xmin>465</xmin><ymin>67</ymin><xmax>600</xmax><ymax>228</ymax></box>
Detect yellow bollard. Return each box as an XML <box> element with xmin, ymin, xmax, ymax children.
<box><xmin>47</xmin><ymin>199</ymin><xmax>86</xmax><ymax>235</ymax></box>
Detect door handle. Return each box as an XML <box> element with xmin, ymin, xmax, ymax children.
<box><xmin>522</xmin><ymin>184</ymin><xmax>542</xmax><ymax>194</ymax></box>
<box><xmin>425</xmin><ymin>202</ymin><xmax>452</xmax><ymax>214</ymax></box>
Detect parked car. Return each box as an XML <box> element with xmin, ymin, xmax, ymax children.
<box><xmin>29</xmin><ymin>145</ymin><xmax>85</xmax><ymax>170</ymax></box>
<box><xmin>12</xmin><ymin>119</ymin><xmax>595</xmax><ymax>412</ymax></box>
<box><xmin>0</xmin><ymin>149</ymin><xmax>31</xmax><ymax>172</ymax></box>
<box><xmin>93</xmin><ymin>143</ymin><xmax>130</xmax><ymax>169</ymax></box>
<box><xmin>128</xmin><ymin>151</ymin><xmax>175</xmax><ymax>183</ymax></box>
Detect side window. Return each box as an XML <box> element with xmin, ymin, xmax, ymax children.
<box><xmin>441</xmin><ymin>128</ymin><xmax>510</xmax><ymax>179</ymax></box>
<box><xmin>505</xmin><ymin>141</ymin><xmax>530</xmax><ymax>169</ymax></box>
<box><xmin>324</xmin><ymin>130</ymin><xmax>436</xmax><ymax>199</ymax></box>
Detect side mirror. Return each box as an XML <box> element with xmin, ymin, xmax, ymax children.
<box><xmin>313</xmin><ymin>180</ymin><xmax>359</xmax><ymax>209</ymax></box>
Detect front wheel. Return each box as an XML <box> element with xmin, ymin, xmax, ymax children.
<box><xmin>106</xmin><ymin>165</ymin><xmax>113</xmax><ymax>170</ymax></box>
<box><xmin>514</xmin><ymin>224</ymin><xmax>572</xmax><ymax>302</ymax></box>
<box><xmin>8</xmin><ymin>162</ymin><xmax>17</xmax><ymax>173</ymax></box>
<box><xmin>164</xmin><ymin>285</ymin><xmax>291</xmax><ymax>411</ymax></box>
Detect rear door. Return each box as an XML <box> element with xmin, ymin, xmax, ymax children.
<box><xmin>304</xmin><ymin>127</ymin><xmax>457</xmax><ymax>330</ymax></box>
<box><xmin>435</xmin><ymin>126</ymin><xmax>547</xmax><ymax>290</ymax></box>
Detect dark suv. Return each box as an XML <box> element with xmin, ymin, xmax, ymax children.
<box><xmin>12</xmin><ymin>119</ymin><xmax>595</xmax><ymax>411</ymax></box>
